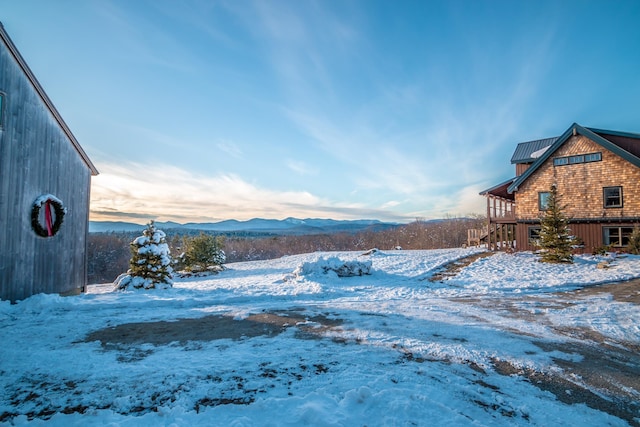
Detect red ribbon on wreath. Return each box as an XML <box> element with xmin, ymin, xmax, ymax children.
<box><xmin>44</xmin><ymin>200</ymin><xmax>54</xmax><ymax>237</ymax></box>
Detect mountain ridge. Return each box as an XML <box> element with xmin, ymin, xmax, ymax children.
<box><xmin>89</xmin><ymin>217</ymin><xmax>402</xmax><ymax>235</ymax></box>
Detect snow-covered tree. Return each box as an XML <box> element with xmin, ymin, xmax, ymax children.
<box><xmin>114</xmin><ymin>221</ymin><xmax>173</xmax><ymax>290</ymax></box>
<box><xmin>536</xmin><ymin>184</ymin><xmax>574</xmax><ymax>264</ymax></box>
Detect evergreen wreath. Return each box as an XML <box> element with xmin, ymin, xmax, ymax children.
<box><xmin>31</xmin><ymin>195</ymin><xmax>65</xmax><ymax>238</ymax></box>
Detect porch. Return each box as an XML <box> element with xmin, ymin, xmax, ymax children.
<box><xmin>479</xmin><ymin>179</ymin><xmax>517</xmax><ymax>251</ymax></box>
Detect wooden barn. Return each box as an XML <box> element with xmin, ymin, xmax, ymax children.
<box><xmin>0</xmin><ymin>23</ymin><xmax>98</xmax><ymax>302</ymax></box>
<box><xmin>479</xmin><ymin>123</ymin><xmax>640</xmax><ymax>254</ymax></box>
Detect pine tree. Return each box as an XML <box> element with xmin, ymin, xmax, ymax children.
<box><xmin>628</xmin><ymin>225</ymin><xmax>640</xmax><ymax>255</ymax></box>
<box><xmin>114</xmin><ymin>220</ymin><xmax>173</xmax><ymax>290</ymax></box>
<box><xmin>536</xmin><ymin>184</ymin><xmax>574</xmax><ymax>263</ymax></box>
<box><xmin>177</xmin><ymin>233</ymin><xmax>226</xmax><ymax>273</ymax></box>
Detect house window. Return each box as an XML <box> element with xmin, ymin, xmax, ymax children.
<box><xmin>553</xmin><ymin>152</ymin><xmax>601</xmax><ymax>166</ymax></box>
<box><xmin>538</xmin><ymin>192</ymin><xmax>551</xmax><ymax>210</ymax></box>
<box><xmin>603</xmin><ymin>226</ymin><xmax>633</xmax><ymax>247</ymax></box>
<box><xmin>585</xmin><ymin>152</ymin><xmax>602</xmax><ymax>162</ymax></box>
<box><xmin>528</xmin><ymin>227</ymin><xmax>541</xmax><ymax>243</ymax></box>
<box><xmin>569</xmin><ymin>155</ymin><xmax>584</xmax><ymax>164</ymax></box>
<box><xmin>603</xmin><ymin>186</ymin><xmax>622</xmax><ymax>208</ymax></box>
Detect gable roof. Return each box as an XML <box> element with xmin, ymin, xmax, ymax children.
<box><xmin>507</xmin><ymin>123</ymin><xmax>640</xmax><ymax>193</ymax></box>
<box><xmin>510</xmin><ymin>137</ymin><xmax>557</xmax><ymax>164</ymax></box>
<box><xmin>0</xmin><ymin>23</ymin><xmax>98</xmax><ymax>175</ymax></box>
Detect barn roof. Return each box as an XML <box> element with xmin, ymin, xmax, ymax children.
<box><xmin>507</xmin><ymin>123</ymin><xmax>640</xmax><ymax>193</ymax></box>
<box><xmin>0</xmin><ymin>23</ymin><xmax>98</xmax><ymax>175</ymax></box>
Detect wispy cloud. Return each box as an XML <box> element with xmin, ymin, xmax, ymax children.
<box><xmin>95</xmin><ymin>1</ymin><xmax>200</xmax><ymax>73</ymax></box>
<box><xmin>286</xmin><ymin>159</ymin><xmax>316</xmax><ymax>176</ymax></box>
<box><xmin>216</xmin><ymin>140</ymin><xmax>243</xmax><ymax>159</ymax></box>
<box><xmin>90</xmin><ymin>162</ymin><xmax>410</xmax><ymax>223</ymax></box>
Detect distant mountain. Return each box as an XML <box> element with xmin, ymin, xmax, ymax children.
<box><xmin>89</xmin><ymin>217</ymin><xmax>400</xmax><ymax>235</ymax></box>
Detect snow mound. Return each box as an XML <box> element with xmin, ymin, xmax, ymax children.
<box><xmin>113</xmin><ymin>274</ymin><xmax>173</xmax><ymax>290</ymax></box>
<box><xmin>294</xmin><ymin>256</ymin><xmax>373</xmax><ymax>278</ymax></box>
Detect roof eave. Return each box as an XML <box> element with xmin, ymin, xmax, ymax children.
<box><xmin>479</xmin><ymin>177</ymin><xmax>516</xmax><ymax>196</ymax></box>
<box><xmin>587</xmin><ymin>127</ymin><xmax>640</xmax><ymax>140</ymax></box>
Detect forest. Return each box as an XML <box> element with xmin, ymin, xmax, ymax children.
<box><xmin>87</xmin><ymin>216</ymin><xmax>485</xmax><ymax>284</ymax></box>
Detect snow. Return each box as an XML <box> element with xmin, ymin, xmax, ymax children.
<box><xmin>530</xmin><ymin>146</ymin><xmax>550</xmax><ymax>159</ymax></box>
<box><xmin>1</xmin><ymin>248</ymin><xmax>639</xmax><ymax>426</ymax></box>
<box><xmin>32</xmin><ymin>194</ymin><xmax>64</xmax><ymax>207</ymax></box>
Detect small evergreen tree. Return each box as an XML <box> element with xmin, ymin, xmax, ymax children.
<box><xmin>628</xmin><ymin>225</ymin><xmax>640</xmax><ymax>255</ymax></box>
<box><xmin>114</xmin><ymin>221</ymin><xmax>173</xmax><ymax>290</ymax></box>
<box><xmin>177</xmin><ymin>232</ymin><xmax>226</xmax><ymax>272</ymax></box>
<box><xmin>536</xmin><ymin>184</ymin><xmax>574</xmax><ymax>263</ymax></box>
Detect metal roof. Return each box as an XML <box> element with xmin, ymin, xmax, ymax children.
<box><xmin>510</xmin><ymin>137</ymin><xmax>558</xmax><ymax>164</ymax></box>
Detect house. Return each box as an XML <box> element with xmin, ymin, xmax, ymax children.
<box><xmin>480</xmin><ymin>123</ymin><xmax>640</xmax><ymax>253</ymax></box>
<box><xmin>0</xmin><ymin>23</ymin><xmax>98</xmax><ymax>302</ymax></box>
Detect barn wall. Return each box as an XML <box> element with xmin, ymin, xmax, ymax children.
<box><xmin>0</xmin><ymin>34</ymin><xmax>91</xmax><ymax>301</ymax></box>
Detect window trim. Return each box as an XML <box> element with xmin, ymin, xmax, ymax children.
<box><xmin>603</xmin><ymin>186</ymin><xmax>623</xmax><ymax>208</ymax></box>
<box><xmin>538</xmin><ymin>192</ymin><xmax>551</xmax><ymax>210</ymax></box>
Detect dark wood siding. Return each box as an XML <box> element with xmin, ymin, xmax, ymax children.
<box><xmin>0</xmin><ymin>29</ymin><xmax>92</xmax><ymax>301</ymax></box>
<box><xmin>515</xmin><ymin>163</ymin><xmax>530</xmax><ymax>177</ymax></box>
<box><xmin>516</xmin><ymin>222</ymin><xmax>640</xmax><ymax>254</ymax></box>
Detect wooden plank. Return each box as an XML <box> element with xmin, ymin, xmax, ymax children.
<box><xmin>0</xmin><ymin>32</ymin><xmax>91</xmax><ymax>301</ymax></box>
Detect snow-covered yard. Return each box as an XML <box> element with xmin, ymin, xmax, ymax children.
<box><xmin>1</xmin><ymin>248</ymin><xmax>639</xmax><ymax>426</ymax></box>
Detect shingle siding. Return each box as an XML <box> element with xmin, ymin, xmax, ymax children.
<box><xmin>516</xmin><ymin>135</ymin><xmax>640</xmax><ymax>221</ymax></box>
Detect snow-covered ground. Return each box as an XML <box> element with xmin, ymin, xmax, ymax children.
<box><xmin>1</xmin><ymin>248</ymin><xmax>639</xmax><ymax>426</ymax></box>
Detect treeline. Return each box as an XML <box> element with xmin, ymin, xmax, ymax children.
<box><xmin>88</xmin><ymin>215</ymin><xmax>485</xmax><ymax>284</ymax></box>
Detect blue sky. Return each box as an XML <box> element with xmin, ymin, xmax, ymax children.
<box><xmin>3</xmin><ymin>0</ymin><xmax>640</xmax><ymax>224</ymax></box>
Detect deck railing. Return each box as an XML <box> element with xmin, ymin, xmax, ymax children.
<box><xmin>487</xmin><ymin>197</ymin><xmax>516</xmax><ymax>222</ymax></box>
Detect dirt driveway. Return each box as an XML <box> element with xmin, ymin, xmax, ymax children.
<box><xmin>452</xmin><ymin>278</ymin><xmax>640</xmax><ymax>426</ymax></box>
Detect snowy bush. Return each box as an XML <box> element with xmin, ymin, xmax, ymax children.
<box><xmin>114</xmin><ymin>221</ymin><xmax>173</xmax><ymax>291</ymax></box>
<box><xmin>294</xmin><ymin>256</ymin><xmax>372</xmax><ymax>278</ymax></box>
<box><xmin>175</xmin><ymin>232</ymin><xmax>226</xmax><ymax>273</ymax></box>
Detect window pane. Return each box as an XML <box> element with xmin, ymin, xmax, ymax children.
<box><xmin>569</xmin><ymin>155</ymin><xmax>584</xmax><ymax>164</ymax></box>
<box><xmin>585</xmin><ymin>152</ymin><xmax>602</xmax><ymax>162</ymax></box>
<box><xmin>604</xmin><ymin>187</ymin><xmax>622</xmax><ymax>208</ymax></box>
<box><xmin>0</xmin><ymin>94</ymin><xmax>3</xmax><ymax>126</ymax></box>
<box><xmin>528</xmin><ymin>227</ymin><xmax>541</xmax><ymax>241</ymax></box>
<box><xmin>621</xmin><ymin>227</ymin><xmax>633</xmax><ymax>246</ymax></box>
<box><xmin>604</xmin><ymin>227</ymin><xmax>620</xmax><ymax>246</ymax></box>
<box><xmin>553</xmin><ymin>157</ymin><xmax>568</xmax><ymax>166</ymax></box>
<box><xmin>539</xmin><ymin>192</ymin><xmax>551</xmax><ymax>210</ymax></box>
